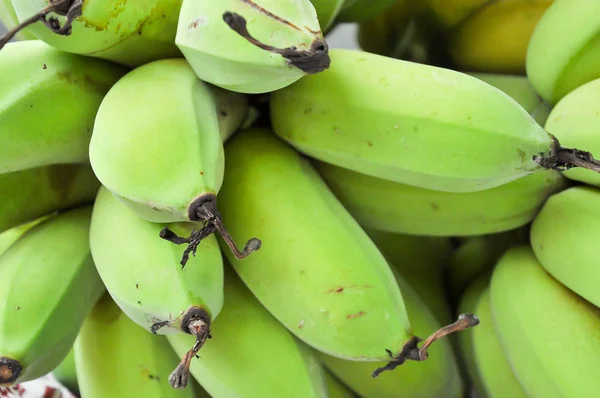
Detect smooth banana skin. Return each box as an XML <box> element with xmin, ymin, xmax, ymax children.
<box><xmin>167</xmin><ymin>265</ymin><xmax>329</xmax><ymax>398</ymax></box>
<box><xmin>89</xmin><ymin>58</ymin><xmax>246</xmax><ymax>225</ymax></box>
<box><xmin>0</xmin><ymin>164</ymin><xmax>100</xmax><ymax>234</ymax></box>
<box><xmin>325</xmin><ymin>371</ymin><xmax>357</xmax><ymax>398</ymax></box>
<box><xmin>270</xmin><ymin>48</ymin><xmax>568</xmax><ymax>193</ymax></box>
<box><xmin>0</xmin><ymin>216</ymin><xmax>46</xmax><ymax>257</ymax></box>
<box><xmin>11</xmin><ymin>0</ymin><xmax>182</xmax><ymax>67</ymax></box>
<box><xmin>310</xmin><ymin>0</ymin><xmax>345</xmax><ymax>31</ymax></box>
<box><xmin>320</xmin><ymin>274</ymin><xmax>464</xmax><ymax>398</ymax></box>
<box><xmin>531</xmin><ymin>186</ymin><xmax>600</xmax><ymax>308</ymax></box>
<box><xmin>316</xmin><ymin>160</ymin><xmax>567</xmax><ymax>236</ymax></box>
<box><xmin>74</xmin><ymin>292</ymin><xmax>195</xmax><ymax>398</ymax></box>
<box><xmin>448</xmin><ymin>0</ymin><xmax>554</xmax><ymax>74</ymax></box>
<box><xmin>0</xmin><ymin>0</ymin><xmax>35</xmax><ymax>40</ymax></box>
<box><xmin>336</xmin><ymin>0</ymin><xmax>395</xmax><ymax>22</ymax></box>
<box><xmin>426</xmin><ymin>0</ymin><xmax>490</xmax><ymax>30</ymax></box>
<box><xmin>52</xmin><ymin>348</ymin><xmax>79</xmax><ymax>395</ymax></box>
<box><xmin>544</xmin><ymin>77</ymin><xmax>600</xmax><ymax>186</ymax></box>
<box><xmin>216</xmin><ymin>128</ymin><xmax>414</xmax><ymax>362</ymax></box>
<box><xmin>0</xmin><ymin>40</ymin><xmax>127</xmax><ymax>174</ymax></box>
<box><xmin>527</xmin><ymin>0</ymin><xmax>600</xmax><ymax>104</ymax></box>
<box><xmin>472</xmin><ymin>288</ymin><xmax>527</xmax><ymax>398</ymax></box>
<box><xmin>490</xmin><ymin>245</ymin><xmax>600</xmax><ymax>397</ymax></box>
<box><xmin>0</xmin><ymin>206</ymin><xmax>105</xmax><ymax>386</ymax></box>
<box><xmin>176</xmin><ymin>0</ymin><xmax>330</xmax><ymax>94</ymax></box>
<box><xmin>366</xmin><ymin>229</ymin><xmax>454</xmax><ymax>325</ymax></box>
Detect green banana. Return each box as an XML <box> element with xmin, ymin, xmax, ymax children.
<box><xmin>544</xmin><ymin>77</ymin><xmax>600</xmax><ymax>186</ymax></box>
<box><xmin>472</xmin><ymin>288</ymin><xmax>527</xmax><ymax>398</ymax></box>
<box><xmin>0</xmin><ymin>206</ymin><xmax>105</xmax><ymax>386</ymax></box>
<box><xmin>365</xmin><ymin>229</ymin><xmax>454</xmax><ymax>325</ymax></box>
<box><xmin>526</xmin><ymin>0</ymin><xmax>600</xmax><ymax>104</ymax></box>
<box><xmin>531</xmin><ymin>185</ymin><xmax>600</xmax><ymax>308</ymax></box>
<box><xmin>167</xmin><ymin>265</ymin><xmax>329</xmax><ymax>398</ymax></box>
<box><xmin>310</xmin><ymin>0</ymin><xmax>345</xmax><ymax>31</ymax></box>
<box><xmin>89</xmin><ymin>58</ymin><xmax>257</xmax><ymax>264</ymax></box>
<box><xmin>316</xmin><ymin>160</ymin><xmax>567</xmax><ymax>236</ymax></box>
<box><xmin>0</xmin><ymin>164</ymin><xmax>100</xmax><ymax>234</ymax></box>
<box><xmin>8</xmin><ymin>0</ymin><xmax>182</xmax><ymax>67</ymax></box>
<box><xmin>356</xmin><ymin>1</ymin><xmax>413</xmax><ymax>58</ymax></box>
<box><xmin>490</xmin><ymin>245</ymin><xmax>600</xmax><ymax>397</ymax></box>
<box><xmin>325</xmin><ymin>371</ymin><xmax>356</xmax><ymax>398</ymax></box>
<box><xmin>0</xmin><ymin>0</ymin><xmax>35</xmax><ymax>40</ymax></box>
<box><xmin>175</xmin><ymin>0</ymin><xmax>330</xmax><ymax>94</ymax></box>
<box><xmin>52</xmin><ymin>348</ymin><xmax>78</xmax><ymax>394</ymax></box>
<box><xmin>270</xmin><ymin>48</ymin><xmax>599</xmax><ymax>193</ymax></box>
<box><xmin>89</xmin><ymin>185</ymin><xmax>225</xmax><ymax>389</ymax></box>
<box><xmin>0</xmin><ymin>40</ymin><xmax>127</xmax><ymax>174</ymax></box>
<box><xmin>216</xmin><ymin>128</ymin><xmax>477</xmax><ymax>374</ymax></box>
<box><xmin>319</xmin><ymin>273</ymin><xmax>465</xmax><ymax>398</ymax></box>
<box><xmin>74</xmin><ymin>292</ymin><xmax>195</xmax><ymax>398</ymax></box>
<box><xmin>336</xmin><ymin>0</ymin><xmax>396</xmax><ymax>23</ymax></box>
<box><xmin>0</xmin><ymin>216</ymin><xmax>46</xmax><ymax>256</ymax></box>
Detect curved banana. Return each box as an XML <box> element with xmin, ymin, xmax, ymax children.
<box><xmin>270</xmin><ymin>48</ymin><xmax>596</xmax><ymax>193</ymax></box>
<box><xmin>89</xmin><ymin>185</ymin><xmax>224</xmax><ymax>389</ymax></box>
<box><xmin>325</xmin><ymin>371</ymin><xmax>356</xmax><ymax>398</ymax></box>
<box><xmin>52</xmin><ymin>348</ymin><xmax>78</xmax><ymax>395</ymax></box>
<box><xmin>490</xmin><ymin>245</ymin><xmax>600</xmax><ymax>397</ymax></box>
<box><xmin>167</xmin><ymin>266</ymin><xmax>329</xmax><ymax>398</ymax></box>
<box><xmin>316</xmin><ymin>160</ymin><xmax>567</xmax><ymax>236</ymax></box>
<box><xmin>336</xmin><ymin>0</ymin><xmax>395</xmax><ymax>23</ymax></box>
<box><xmin>176</xmin><ymin>0</ymin><xmax>330</xmax><ymax>94</ymax></box>
<box><xmin>74</xmin><ymin>292</ymin><xmax>195</xmax><ymax>397</ymax></box>
<box><xmin>544</xmin><ymin>77</ymin><xmax>600</xmax><ymax>186</ymax></box>
<box><xmin>449</xmin><ymin>0</ymin><xmax>554</xmax><ymax>74</ymax></box>
<box><xmin>0</xmin><ymin>216</ymin><xmax>46</xmax><ymax>256</ymax></box>
<box><xmin>526</xmin><ymin>0</ymin><xmax>600</xmax><ymax>104</ymax></box>
<box><xmin>319</xmin><ymin>273</ymin><xmax>464</xmax><ymax>398</ymax></box>
<box><xmin>0</xmin><ymin>164</ymin><xmax>100</xmax><ymax>234</ymax></box>
<box><xmin>89</xmin><ymin>58</ymin><xmax>255</xmax><ymax>264</ymax></box>
<box><xmin>531</xmin><ymin>185</ymin><xmax>600</xmax><ymax>308</ymax></box>
<box><xmin>0</xmin><ymin>40</ymin><xmax>127</xmax><ymax>174</ymax></box>
<box><xmin>0</xmin><ymin>0</ymin><xmax>35</xmax><ymax>40</ymax></box>
<box><xmin>10</xmin><ymin>0</ymin><xmax>182</xmax><ymax>67</ymax></box>
<box><xmin>0</xmin><ymin>206</ymin><xmax>105</xmax><ymax>386</ymax></box>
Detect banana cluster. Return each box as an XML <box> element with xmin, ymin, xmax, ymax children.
<box><xmin>0</xmin><ymin>0</ymin><xmax>600</xmax><ymax>397</ymax></box>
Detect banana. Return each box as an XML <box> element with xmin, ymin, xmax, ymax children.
<box><xmin>336</xmin><ymin>0</ymin><xmax>396</xmax><ymax>23</ymax></box>
<box><xmin>175</xmin><ymin>0</ymin><xmax>330</xmax><ymax>94</ymax></box>
<box><xmin>490</xmin><ymin>245</ymin><xmax>600</xmax><ymax>397</ymax></box>
<box><xmin>526</xmin><ymin>0</ymin><xmax>600</xmax><ymax>105</ymax></box>
<box><xmin>531</xmin><ymin>185</ymin><xmax>600</xmax><ymax>308</ymax></box>
<box><xmin>315</xmin><ymin>160</ymin><xmax>567</xmax><ymax>236</ymax></box>
<box><xmin>216</xmin><ymin>128</ymin><xmax>477</xmax><ymax>375</ymax></box>
<box><xmin>426</xmin><ymin>0</ymin><xmax>490</xmax><ymax>31</ymax></box>
<box><xmin>8</xmin><ymin>0</ymin><xmax>182</xmax><ymax>67</ymax></box>
<box><xmin>0</xmin><ymin>206</ymin><xmax>105</xmax><ymax>386</ymax></box>
<box><xmin>472</xmin><ymin>287</ymin><xmax>528</xmax><ymax>398</ymax></box>
<box><xmin>356</xmin><ymin>0</ymin><xmax>414</xmax><ymax>57</ymax></box>
<box><xmin>270</xmin><ymin>48</ymin><xmax>599</xmax><ymax>193</ymax></box>
<box><xmin>310</xmin><ymin>0</ymin><xmax>345</xmax><ymax>31</ymax></box>
<box><xmin>0</xmin><ymin>164</ymin><xmax>100</xmax><ymax>234</ymax></box>
<box><xmin>0</xmin><ymin>0</ymin><xmax>35</xmax><ymax>40</ymax></box>
<box><xmin>319</xmin><ymin>273</ymin><xmax>465</xmax><ymax>398</ymax></box>
<box><xmin>167</xmin><ymin>265</ymin><xmax>329</xmax><ymax>398</ymax></box>
<box><xmin>74</xmin><ymin>292</ymin><xmax>195</xmax><ymax>398</ymax></box>
<box><xmin>0</xmin><ymin>217</ymin><xmax>46</xmax><ymax>256</ymax></box>
<box><xmin>52</xmin><ymin>348</ymin><xmax>78</xmax><ymax>394</ymax></box>
<box><xmin>0</xmin><ymin>40</ymin><xmax>127</xmax><ymax>174</ymax></box>
<box><xmin>365</xmin><ymin>229</ymin><xmax>454</xmax><ymax>325</ymax></box>
<box><xmin>325</xmin><ymin>371</ymin><xmax>356</xmax><ymax>398</ymax></box>
<box><xmin>89</xmin><ymin>58</ymin><xmax>257</xmax><ymax>264</ymax></box>
<box><xmin>448</xmin><ymin>0</ymin><xmax>554</xmax><ymax>74</ymax></box>
<box><xmin>543</xmin><ymin>77</ymin><xmax>600</xmax><ymax>186</ymax></box>
<box><xmin>89</xmin><ymin>185</ymin><xmax>224</xmax><ymax>389</ymax></box>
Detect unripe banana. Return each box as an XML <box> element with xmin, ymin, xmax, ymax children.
<box><xmin>472</xmin><ymin>288</ymin><xmax>528</xmax><ymax>398</ymax></box>
<box><xmin>426</xmin><ymin>0</ymin><xmax>490</xmax><ymax>30</ymax></box>
<box><xmin>0</xmin><ymin>216</ymin><xmax>45</xmax><ymax>257</ymax></box>
<box><xmin>320</xmin><ymin>273</ymin><xmax>465</xmax><ymax>398</ymax></box>
<box><xmin>448</xmin><ymin>0</ymin><xmax>553</xmax><ymax>74</ymax></box>
<box><xmin>336</xmin><ymin>0</ymin><xmax>396</xmax><ymax>23</ymax></box>
<box><xmin>316</xmin><ymin>160</ymin><xmax>567</xmax><ymax>236</ymax></box>
<box><xmin>526</xmin><ymin>0</ymin><xmax>600</xmax><ymax>104</ymax></box>
<box><xmin>52</xmin><ymin>348</ymin><xmax>78</xmax><ymax>395</ymax></box>
<box><xmin>270</xmin><ymin>49</ymin><xmax>598</xmax><ymax>193</ymax></box>
<box><xmin>175</xmin><ymin>0</ymin><xmax>330</xmax><ymax>94</ymax></box>
<box><xmin>89</xmin><ymin>185</ymin><xmax>224</xmax><ymax>389</ymax></box>
<box><xmin>366</xmin><ymin>229</ymin><xmax>454</xmax><ymax>325</ymax></box>
<box><xmin>310</xmin><ymin>0</ymin><xmax>345</xmax><ymax>31</ymax></box>
<box><xmin>325</xmin><ymin>371</ymin><xmax>357</xmax><ymax>398</ymax></box>
<box><xmin>0</xmin><ymin>206</ymin><xmax>105</xmax><ymax>386</ymax></box>
<box><xmin>544</xmin><ymin>77</ymin><xmax>600</xmax><ymax>186</ymax></box>
<box><xmin>531</xmin><ymin>186</ymin><xmax>600</xmax><ymax>308</ymax></box>
<box><xmin>356</xmin><ymin>0</ymin><xmax>414</xmax><ymax>57</ymax></box>
<box><xmin>0</xmin><ymin>40</ymin><xmax>127</xmax><ymax>174</ymax></box>
<box><xmin>8</xmin><ymin>0</ymin><xmax>182</xmax><ymax>67</ymax></box>
<box><xmin>490</xmin><ymin>245</ymin><xmax>600</xmax><ymax>397</ymax></box>
<box><xmin>89</xmin><ymin>58</ymin><xmax>256</xmax><ymax>264</ymax></box>
<box><xmin>74</xmin><ymin>292</ymin><xmax>195</xmax><ymax>398</ymax></box>
<box><xmin>167</xmin><ymin>266</ymin><xmax>329</xmax><ymax>398</ymax></box>
<box><xmin>216</xmin><ymin>128</ymin><xmax>477</xmax><ymax>375</ymax></box>
<box><xmin>0</xmin><ymin>164</ymin><xmax>100</xmax><ymax>234</ymax></box>
<box><xmin>0</xmin><ymin>0</ymin><xmax>35</xmax><ymax>40</ymax></box>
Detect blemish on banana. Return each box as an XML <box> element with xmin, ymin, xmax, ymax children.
<box><xmin>135</xmin><ymin>284</ymin><xmax>139</xmax><ymax>289</ymax></box>
<box><xmin>200</xmin><ymin>171</ymin><xmax>204</xmax><ymax>176</ymax></box>
<box><xmin>367</xmin><ymin>141</ymin><xmax>373</xmax><ymax>147</ymax></box>
<box><xmin>347</xmin><ymin>311</ymin><xmax>366</xmax><ymax>319</ymax></box>
<box><xmin>42</xmin><ymin>64</ymin><xmax>47</xmax><ymax>70</ymax></box>
<box><xmin>304</xmin><ymin>107</ymin><xmax>312</xmax><ymax>115</ymax></box>
<box><xmin>431</xmin><ymin>202</ymin><xmax>439</xmax><ymax>210</ymax></box>
<box><xmin>16</xmin><ymin>307</ymin><xmax>19</xmax><ymax>310</ymax></box>
<box><xmin>328</xmin><ymin>287</ymin><xmax>346</xmax><ymax>293</ymax></box>
<box><xmin>516</xmin><ymin>148</ymin><xmax>526</xmax><ymax>163</ymax></box>
<box><xmin>298</xmin><ymin>320</ymin><xmax>304</xmax><ymax>328</ymax></box>
<box><xmin>137</xmin><ymin>301</ymin><xmax>142</xmax><ymax>305</ymax></box>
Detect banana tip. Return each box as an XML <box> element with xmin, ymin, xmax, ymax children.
<box><xmin>0</xmin><ymin>357</ymin><xmax>23</xmax><ymax>385</ymax></box>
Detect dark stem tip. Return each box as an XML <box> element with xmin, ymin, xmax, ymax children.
<box><xmin>533</xmin><ymin>134</ymin><xmax>600</xmax><ymax>174</ymax></box>
<box><xmin>0</xmin><ymin>357</ymin><xmax>23</xmax><ymax>385</ymax></box>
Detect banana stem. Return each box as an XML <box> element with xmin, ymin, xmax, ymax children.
<box><xmin>372</xmin><ymin>313</ymin><xmax>480</xmax><ymax>378</ymax></box>
<box><xmin>169</xmin><ymin>319</ymin><xmax>212</xmax><ymax>389</ymax></box>
<box><xmin>534</xmin><ymin>135</ymin><xmax>600</xmax><ymax>173</ymax></box>
<box><xmin>0</xmin><ymin>357</ymin><xmax>22</xmax><ymax>385</ymax></box>
<box><xmin>0</xmin><ymin>0</ymin><xmax>82</xmax><ymax>50</ymax></box>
